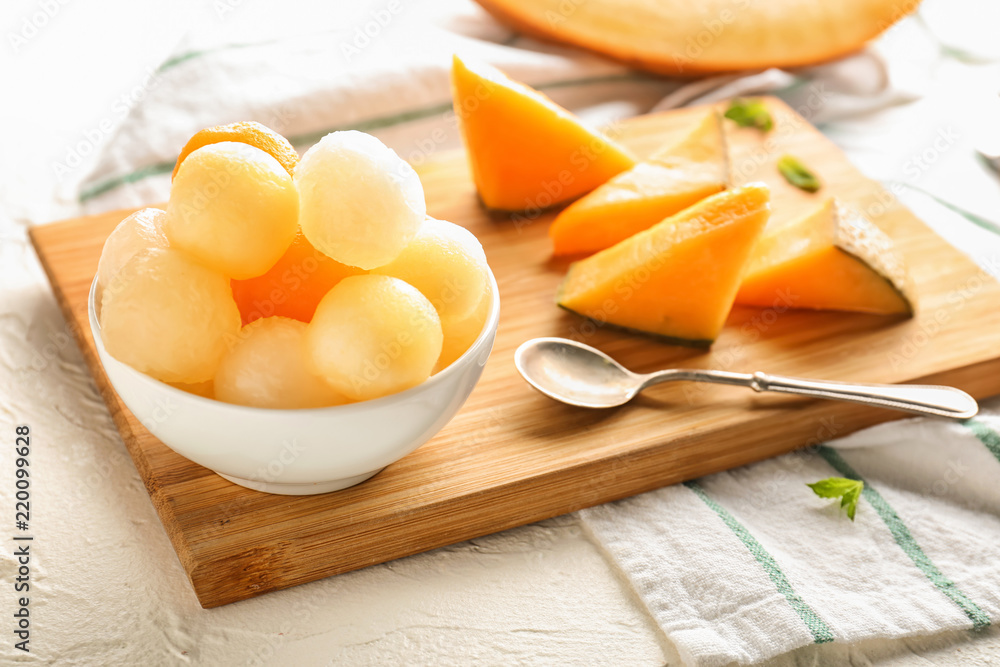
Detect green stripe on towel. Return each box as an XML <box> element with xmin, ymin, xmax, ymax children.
<box><xmin>78</xmin><ymin>161</ymin><xmax>176</xmax><ymax>203</ymax></box>
<box><xmin>157</xmin><ymin>40</ymin><xmax>282</xmax><ymax>73</ymax></box>
<box><xmin>818</xmin><ymin>446</ymin><xmax>991</xmax><ymax>630</ymax></box>
<box><xmin>963</xmin><ymin>419</ymin><xmax>1000</xmax><ymax>464</ymax></box>
<box><xmin>684</xmin><ymin>480</ymin><xmax>835</xmax><ymax>644</ymax></box>
<box><xmin>887</xmin><ymin>181</ymin><xmax>1000</xmax><ymax>238</ymax></box>
<box><xmin>286</xmin><ymin>103</ymin><xmax>455</xmax><ymax>147</ymax></box>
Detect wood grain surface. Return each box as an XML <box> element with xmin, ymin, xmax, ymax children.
<box><xmin>29</xmin><ymin>98</ymin><xmax>1000</xmax><ymax>608</ymax></box>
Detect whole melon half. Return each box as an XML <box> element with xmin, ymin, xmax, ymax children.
<box><xmin>474</xmin><ymin>0</ymin><xmax>920</xmax><ymax>75</ymax></box>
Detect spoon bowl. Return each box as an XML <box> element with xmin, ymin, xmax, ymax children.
<box><xmin>514</xmin><ymin>337</ymin><xmax>642</xmax><ymax>408</ymax></box>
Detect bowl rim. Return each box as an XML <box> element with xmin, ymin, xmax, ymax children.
<box><xmin>89</xmin><ymin>267</ymin><xmax>500</xmax><ymax>416</ymax></box>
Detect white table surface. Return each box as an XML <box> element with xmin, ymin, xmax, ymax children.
<box><xmin>3</xmin><ymin>0</ymin><xmax>1000</xmax><ymax>664</ymax></box>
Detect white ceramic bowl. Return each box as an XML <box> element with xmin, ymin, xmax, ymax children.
<box><xmin>88</xmin><ymin>271</ymin><xmax>499</xmax><ymax>495</ymax></box>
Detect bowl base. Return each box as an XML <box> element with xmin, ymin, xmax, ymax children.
<box><xmin>218</xmin><ymin>469</ymin><xmax>383</xmax><ymax>495</ymax></box>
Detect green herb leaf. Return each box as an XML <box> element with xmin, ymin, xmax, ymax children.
<box><xmin>778</xmin><ymin>154</ymin><xmax>822</xmax><ymax>193</ymax></box>
<box><xmin>723</xmin><ymin>98</ymin><xmax>774</xmax><ymax>132</ymax></box>
<box><xmin>807</xmin><ymin>477</ymin><xmax>864</xmax><ymax>521</ymax></box>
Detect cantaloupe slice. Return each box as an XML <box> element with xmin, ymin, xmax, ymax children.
<box><xmin>736</xmin><ymin>199</ymin><xmax>915</xmax><ymax>315</ymax></box>
<box><xmin>549</xmin><ymin>112</ymin><xmax>728</xmax><ymax>256</ymax></box>
<box><xmin>472</xmin><ymin>0</ymin><xmax>917</xmax><ymax>75</ymax></box>
<box><xmin>450</xmin><ymin>54</ymin><xmax>635</xmax><ymax>212</ymax></box>
<box><xmin>557</xmin><ymin>183</ymin><xmax>771</xmax><ymax>346</ymax></box>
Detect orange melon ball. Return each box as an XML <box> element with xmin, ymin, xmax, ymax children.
<box><xmin>295</xmin><ymin>131</ymin><xmax>425</xmax><ymax>270</ymax></box>
<box><xmin>435</xmin><ymin>283</ymin><xmax>491</xmax><ymax>373</ymax></box>
<box><xmin>97</xmin><ymin>208</ymin><xmax>169</xmax><ymax>294</ymax></box>
<box><xmin>100</xmin><ymin>248</ymin><xmax>240</xmax><ymax>383</ymax></box>
<box><xmin>215</xmin><ymin>317</ymin><xmax>348</xmax><ymax>409</ymax></box>
<box><xmin>165</xmin><ymin>142</ymin><xmax>298</xmax><ymax>279</ymax></box>
<box><xmin>305</xmin><ymin>275</ymin><xmax>443</xmax><ymax>401</ymax></box>
<box><xmin>172</xmin><ymin>120</ymin><xmax>298</xmax><ymax>180</ymax></box>
<box><xmin>230</xmin><ymin>231</ymin><xmax>366</xmax><ymax>326</ymax></box>
<box><xmin>372</xmin><ymin>217</ymin><xmax>489</xmax><ymax>325</ymax></box>
<box><xmin>169</xmin><ymin>380</ymin><xmax>214</xmax><ymax>399</ymax></box>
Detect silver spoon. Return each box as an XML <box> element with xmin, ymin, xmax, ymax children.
<box><xmin>514</xmin><ymin>337</ymin><xmax>978</xmax><ymax>419</ymax></box>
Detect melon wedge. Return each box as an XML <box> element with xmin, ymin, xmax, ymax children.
<box><xmin>736</xmin><ymin>199</ymin><xmax>915</xmax><ymax>315</ymax></box>
<box><xmin>450</xmin><ymin>54</ymin><xmax>635</xmax><ymax>212</ymax></box>
<box><xmin>549</xmin><ymin>112</ymin><xmax>729</xmax><ymax>256</ymax></box>
<box><xmin>472</xmin><ymin>0</ymin><xmax>917</xmax><ymax>75</ymax></box>
<box><xmin>557</xmin><ymin>183</ymin><xmax>771</xmax><ymax>346</ymax></box>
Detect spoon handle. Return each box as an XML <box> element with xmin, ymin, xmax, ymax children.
<box><xmin>641</xmin><ymin>369</ymin><xmax>978</xmax><ymax>419</ymax></box>
<box><xmin>745</xmin><ymin>372</ymin><xmax>977</xmax><ymax>419</ymax></box>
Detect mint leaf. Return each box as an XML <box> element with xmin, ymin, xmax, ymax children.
<box><xmin>778</xmin><ymin>154</ymin><xmax>822</xmax><ymax>193</ymax></box>
<box><xmin>807</xmin><ymin>477</ymin><xmax>864</xmax><ymax>521</ymax></box>
<box><xmin>806</xmin><ymin>477</ymin><xmax>859</xmax><ymax>498</ymax></box>
<box><xmin>724</xmin><ymin>98</ymin><xmax>774</xmax><ymax>132</ymax></box>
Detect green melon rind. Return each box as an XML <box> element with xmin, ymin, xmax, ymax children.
<box><xmin>555</xmin><ymin>302</ymin><xmax>715</xmax><ymax>348</ymax></box>
<box><xmin>839</xmin><ymin>249</ymin><xmax>916</xmax><ymax>317</ymax></box>
<box><xmin>832</xmin><ymin>202</ymin><xmax>916</xmax><ymax>316</ymax></box>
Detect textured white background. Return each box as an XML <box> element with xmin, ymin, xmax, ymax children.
<box><xmin>2</xmin><ymin>0</ymin><xmax>1000</xmax><ymax>664</ymax></box>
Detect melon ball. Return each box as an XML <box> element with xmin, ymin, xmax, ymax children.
<box><xmin>100</xmin><ymin>247</ymin><xmax>241</xmax><ymax>383</ymax></box>
<box><xmin>305</xmin><ymin>275</ymin><xmax>442</xmax><ymax>401</ymax></box>
<box><xmin>372</xmin><ymin>217</ymin><xmax>489</xmax><ymax>325</ymax></box>
<box><xmin>97</xmin><ymin>208</ymin><xmax>169</xmax><ymax>295</ymax></box>
<box><xmin>165</xmin><ymin>142</ymin><xmax>298</xmax><ymax>279</ymax></box>
<box><xmin>295</xmin><ymin>131</ymin><xmax>425</xmax><ymax>270</ymax></box>
<box><xmin>215</xmin><ymin>317</ymin><xmax>348</xmax><ymax>409</ymax></box>
<box><xmin>230</xmin><ymin>231</ymin><xmax>366</xmax><ymax>326</ymax></box>
<box><xmin>435</xmin><ymin>283</ymin><xmax>492</xmax><ymax>373</ymax></box>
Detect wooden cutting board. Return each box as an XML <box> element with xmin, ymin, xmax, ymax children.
<box><xmin>29</xmin><ymin>98</ymin><xmax>1000</xmax><ymax>608</ymax></box>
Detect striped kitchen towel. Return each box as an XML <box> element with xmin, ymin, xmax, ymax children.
<box><xmin>580</xmin><ymin>412</ymin><xmax>1000</xmax><ymax>665</ymax></box>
